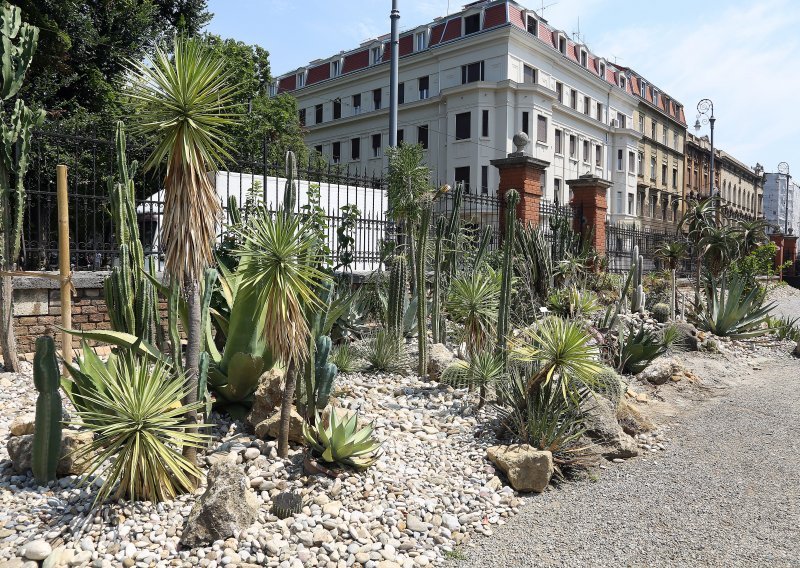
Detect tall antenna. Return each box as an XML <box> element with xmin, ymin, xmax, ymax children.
<box><xmin>538</xmin><ymin>0</ymin><xmax>557</xmax><ymax>18</ymax></box>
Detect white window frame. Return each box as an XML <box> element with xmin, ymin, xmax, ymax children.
<box><xmin>415</xmin><ymin>30</ymin><xmax>428</xmax><ymax>52</ymax></box>
<box><xmin>371</xmin><ymin>45</ymin><xmax>383</xmax><ymax>65</ymax></box>
<box><xmin>331</xmin><ymin>59</ymin><xmax>342</xmax><ymax>78</ymax></box>
<box><xmin>297</xmin><ymin>71</ymin><xmax>306</xmax><ymax>88</ymax></box>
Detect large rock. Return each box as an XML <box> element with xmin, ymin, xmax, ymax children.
<box><xmin>637</xmin><ymin>357</ymin><xmax>677</xmax><ymax>385</ymax></box>
<box><xmin>486</xmin><ymin>445</ymin><xmax>553</xmax><ymax>493</ymax></box>
<box><xmin>180</xmin><ymin>462</ymin><xmax>258</xmax><ymax>547</ymax></box>
<box><xmin>7</xmin><ymin>431</ymin><xmax>95</xmax><ymax>476</ymax></box>
<box><xmin>581</xmin><ymin>396</ymin><xmax>638</xmax><ymax>460</ymax></box>
<box><xmin>9</xmin><ymin>413</ymin><xmax>36</xmax><ymax>436</ymax></box>
<box><xmin>426</xmin><ymin>343</ymin><xmax>454</xmax><ymax>382</ymax></box>
<box><xmin>254</xmin><ymin>408</ymin><xmax>305</xmax><ymax>444</ymax></box>
<box><xmin>246</xmin><ymin>367</ymin><xmax>286</xmax><ymax>430</ymax></box>
<box><xmin>671</xmin><ymin>322</ymin><xmax>699</xmax><ymax>351</ymax></box>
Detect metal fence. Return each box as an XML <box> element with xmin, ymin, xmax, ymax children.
<box><xmin>23</xmin><ymin>128</ymin><xmax>389</xmax><ymax>272</ymax></box>
<box><xmin>605</xmin><ymin>223</ymin><xmax>692</xmax><ymax>275</ymax></box>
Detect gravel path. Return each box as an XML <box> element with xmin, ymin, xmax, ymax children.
<box><xmin>452</xmin><ymin>350</ymin><xmax>800</xmax><ymax>567</ymax></box>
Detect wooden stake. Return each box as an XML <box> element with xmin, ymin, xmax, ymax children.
<box><xmin>56</xmin><ymin>165</ymin><xmax>72</xmax><ymax>367</ymax></box>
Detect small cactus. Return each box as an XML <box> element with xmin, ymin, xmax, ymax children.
<box><xmin>594</xmin><ymin>366</ymin><xmax>625</xmax><ymax>408</ymax></box>
<box><xmin>32</xmin><ymin>336</ymin><xmax>62</xmax><ymax>483</ymax></box>
<box><xmin>431</xmin><ymin>218</ymin><xmax>445</xmax><ymax>344</ymax></box>
<box><xmin>272</xmin><ymin>491</ymin><xmax>303</xmax><ymax>519</ymax></box>
<box><xmin>652</xmin><ymin>303</ymin><xmax>670</xmax><ymax>324</ymax></box>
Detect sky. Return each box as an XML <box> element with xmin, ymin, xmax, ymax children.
<box><xmin>206</xmin><ymin>0</ymin><xmax>800</xmax><ymax>174</ymax></box>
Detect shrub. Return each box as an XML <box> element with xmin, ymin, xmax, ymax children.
<box><xmin>330</xmin><ymin>344</ymin><xmax>361</xmax><ymax>374</ymax></box>
<box><xmin>692</xmin><ymin>273</ymin><xmax>776</xmax><ymax>338</ymax></box>
<box><xmin>439</xmin><ymin>351</ymin><xmax>505</xmax><ymax>408</ymax></box>
<box><xmin>365</xmin><ymin>331</ymin><xmax>408</xmax><ymax>373</ymax></box>
<box><xmin>731</xmin><ymin>242</ymin><xmax>789</xmax><ymax>287</ymax></box>
<box><xmin>769</xmin><ymin>315</ymin><xmax>800</xmax><ymax>342</ymax></box>
<box><xmin>303</xmin><ymin>408</ymin><xmax>382</xmax><ymax>470</ymax></box>
<box><xmin>652</xmin><ymin>303</ymin><xmax>670</xmax><ymax>323</ymax></box>
<box><xmin>546</xmin><ymin>286</ymin><xmax>600</xmax><ymax>319</ymax></box>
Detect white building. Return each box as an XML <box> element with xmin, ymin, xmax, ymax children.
<box><xmin>273</xmin><ymin>0</ymin><xmax>643</xmax><ymax>225</ymax></box>
<box><xmin>763</xmin><ymin>172</ymin><xmax>800</xmax><ymax>235</ymax></box>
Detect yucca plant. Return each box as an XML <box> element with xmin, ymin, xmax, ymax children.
<box><xmin>446</xmin><ymin>268</ymin><xmax>501</xmax><ymax>356</ymax></box>
<box><xmin>302</xmin><ymin>408</ymin><xmax>382</xmax><ymax>470</ymax></box>
<box><xmin>70</xmin><ymin>354</ymin><xmax>208</xmax><ymax>505</ymax></box>
<box><xmin>679</xmin><ymin>197</ymin><xmax>717</xmax><ymax>306</ymax></box>
<box><xmin>546</xmin><ymin>286</ymin><xmax>600</xmax><ymax>319</ymax></box>
<box><xmin>440</xmin><ymin>351</ymin><xmax>505</xmax><ymax>408</ymax></box>
<box><xmin>692</xmin><ymin>273</ymin><xmax>776</xmax><ymax>338</ymax></box>
<box><xmin>654</xmin><ymin>240</ymin><xmax>688</xmax><ymax>320</ymax></box>
<box><xmin>615</xmin><ymin>321</ymin><xmax>668</xmax><ymax>374</ymax></box>
<box><xmin>330</xmin><ymin>344</ymin><xmax>361</xmax><ymax>374</ymax></box>
<box><xmin>365</xmin><ymin>330</ymin><xmax>408</xmax><ymax>374</ymax></box>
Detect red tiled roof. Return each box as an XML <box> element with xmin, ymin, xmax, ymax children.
<box><xmin>306</xmin><ymin>63</ymin><xmax>330</xmax><ymax>85</ymax></box>
<box><xmin>399</xmin><ymin>34</ymin><xmax>413</xmax><ymax>56</ymax></box>
<box><xmin>430</xmin><ymin>22</ymin><xmax>446</xmax><ymax>45</ymax></box>
<box><xmin>508</xmin><ymin>3</ymin><xmax>525</xmax><ymax>29</ymax></box>
<box><xmin>442</xmin><ymin>17</ymin><xmax>461</xmax><ymax>42</ymax></box>
<box><xmin>277</xmin><ymin>73</ymin><xmax>295</xmax><ymax>93</ymax></box>
<box><xmin>342</xmin><ymin>50</ymin><xmax>369</xmax><ymax>73</ymax></box>
<box><xmin>484</xmin><ymin>3</ymin><xmax>507</xmax><ymax>28</ymax></box>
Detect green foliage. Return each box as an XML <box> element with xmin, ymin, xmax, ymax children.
<box><xmin>546</xmin><ymin>286</ymin><xmax>600</xmax><ymax>319</ymax></box>
<box><xmin>616</xmin><ymin>322</ymin><xmax>668</xmax><ymax>374</ymax></box>
<box><xmin>440</xmin><ymin>351</ymin><xmax>505</xmax><ymax>408</ymax></box>
<box><xmin>652</xmin><ymin>303</ymin><xmax>670</xmax><ymax>323</ymax></box>
<box><xmin>769</xmin><ymin>315</ymin><xmax>800</xmax><ymax>342</ymax></box>
<box><xmin>593</xmin><ymin>366</ymin><xmax>625</xmax><ymax>407</ymax></box>
<box><xmin>447</xmin><ymin>268</ymin><xmax>502</xmax><ymax>355</ymax></box>
<box><xmin>330</xmin><ymin>344</ymin><xmax>361</xmax><ymax>374</ymax></box>
<box><xmin>692</xmin><ymin>273</ymin><xmax>776</xmax><ymax>338</ymax></box>
<box><xmin>298</xmin><ymin>281</ymin><xmax>338</xmax><ymax>421</ymax></box>
<box><xmin>731</xmin><ymin>242</ymin><xmax>788</xmax><ymax>286</ymax></box>
<box><xmin>497</xmin><ymin>189</ymin><xmax>519</xmax><ymax>367</ymax></box>
<box><xmin>335</xmin><ymin>204</ymin><xmax>360</xmax><ymax>272</ymax></box>
<box><xmin>303</xmin><ymin>408</ymin><xmax>382</xmax><ymax>471</ymax></box>
<box><xmin>70</xmin><ymin>353</ymin><xmax>208</xmax><ymax>504</ymax></box>
<box><xmin>385</xmin><ymin>143</ymin><xmax>431</xmax><ymax>225</ymax></box>
<box><xmin>386</xmin><ymin>255</ymin><xmax>407</xmax><ymax>338</ymax></box>
<box><xmin>514</xmin><ymin>222</ymin><xmax>554</xmax><ymax>308</ymax></box>
<box><xmin>700</xmin><ymin>226</ymin><xmax>740</xmax><ymax>277</ymax></box>
<box><xmin>32</xmin><ymin>336</ymin><xmax>61</xmax><ymax>484</ymax></box>
<box><xmin>366</xmin><ymin>330</ymin><xmax>408</xmax><ymax>374</ymax></box>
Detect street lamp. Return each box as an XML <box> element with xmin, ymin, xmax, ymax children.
<box><xmin>778</xmin><ymin>161</ymin><xmax>790</xmax><ymax>234</ymax></box>
<box><xmin>694</xmin><ymin>98</ymin><xmax>717</xmax><ymax>225</ymax></box>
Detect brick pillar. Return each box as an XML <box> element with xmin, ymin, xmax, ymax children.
<box><xmin>769</xmin><ymin>233</ymin><xmax>785</xmax><ymax>279</ymax></box>
<box><xmin>490</xmin><ymin>154</ymin><xmax>550</xmax><ymax>236</ymax></box>
<box><xmin>567</xmin><ymin>173</ymin><xmax>612</xmax><ymax>256</ymax></box>
<box><xmin>783</xmin><ymin>235</ymin><xmax>797</xmax><ymax>277</ymax></box>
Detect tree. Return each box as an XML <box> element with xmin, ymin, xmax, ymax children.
<box><xmin>735</xmin><ymin>219</ymin><xmax>769</xmax><ymax>257</ymax></box>
<box><xmin>126</xmin><ymin>35</ymin><xmax>239</xmax><ymax>468</ymax></box>
<box><xmin>654</xmin><ymin>241</ymin><xmax>688</xmax><ymax>320</ymax></box>
<box><xmin>679</xmin><ymin>197</ymin><xmax>717</xmax><ymax>307</ymax></box>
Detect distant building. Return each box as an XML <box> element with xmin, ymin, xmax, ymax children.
<box><xmin>273</xmin><ymin>0</ymin><xmax>652</xmax><ymax>225</ymax></box>
<box><xmin>763</xmin><ymin>172</ymin><xmax>799</xmax><ymax>235</ymax></box>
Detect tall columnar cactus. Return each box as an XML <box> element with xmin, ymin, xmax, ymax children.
<box><xmin>443</xmin><ymin>182</ymin><xmax>464</xmax><ymax>278</ymax></box>
<box><xmin>386</xmin><ymin>254</ymin><xmax>407</xmax><ymax>338</ymax></box>
<box><xmin>283</xmin><ymin>150</ymin><xmax>297</xmax><ymax>214</ymax></box>
<box><xmin>416</xmin><ymin>200</ymin><xmax>434</xmax><ymax>376</ymax></box>
<box><xmin>431</xmin><ymin>218</ymin><xmax>446</xmax><ymax>344</ymax></box>
<box><xmin>32</xmin><ymin>336</ymin><xmax>62</xmax><ymax>483</ymax></box>
<box><xmin>0</xmin><ymin>3</ymin><xmax>44</xmax><ymax>371</ymax></box>
<box><xmin>497</xmin><ymin>190</ymin><xmax>519</xmax><ymax>369</ymax></box>
<box><xmin>298</xmin><ymin>281</ymin><xmax>338</xmax><ymax>422</ymax></box>
<box><xmin>631</xmin><ymin>245</ymin><xmax>645</xmax><ymax>313</ymax></box>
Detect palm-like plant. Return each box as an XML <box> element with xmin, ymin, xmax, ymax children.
<box><xmin>235</xmin><ymin>207</ymin><xmax>326</xmax><ymax>457</ymax></box>
<box><xmin>126</xmin><ymin>36</ymin><xmax>239</xmax><ymax>466</ymax></box>
<box><xmin>735</xmin><ymin>219</ymin><xmax>769</xmax><ymax>257</ymax></box>
<box><xmin>679</xmin><ymin>197</ymin><xmax>717</xmax><ymax>306</ymax></box>
<box><xmin>655</xmin><ymin>241</ymin><xmax>688</xmax><ymax>320</ymax></box>
<box><xmin>446</xmin><ymin>267</ymin><xmax>502</xmax><ymax>355</ymax></box>
<box><xmin>700</xmin><ymin>226</ymin><xmax>739</xmax><ymax>278</ymax></box>
<box><xmin>440</xmin><ymin>350</ymin><xmax>505</xmax><ymax>408</ymax></box>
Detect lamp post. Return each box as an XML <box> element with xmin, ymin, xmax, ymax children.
<box><xmin>388</xmin><ymin>0</ymin><xmax>400</xmax><ymax>148</ymax></box>
<box><xmin>778</xmin><ymin>161</ymin><xmax>790</xmax><ymax>234</ymax></box>
<box><xmin>694</xmin><ymin>98</ymin><xmax>717</xmax><ymax>226</ymax></box>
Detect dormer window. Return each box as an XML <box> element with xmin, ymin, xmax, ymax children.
<box><xmin>653</xmin><ymin>90</ymin><xmax>659</xmax><ymax>106</ymax></box>
<box><xmin>297</xmin><ymin>71</ymin><xmax>306</xmax><ymax>88</ymax></box>
<box><xmin>580</xmin><ymin>49</ymin><xmax>587</xmax><ymax>67</ymax></box>
<box><xmin>464</xmin><ymin>13</ymin><xmax>481</xmax><ymax>35</ymax></box>
<box><xmin>269</xmin><ymin>82</ymin><xmax>277</xmax><ymax>97</ymax></box>
<box><xmin>526</xmin><ymin>14</ymin><xmax>538</xmax><ymax>36</ymax></box>
<box><xmin>640</xmin><ymin>80</ymin><xmax>647</xmax><ymax>97</ymax></box>
<box><xmin>619</xmin><ymin>75</ymin><xmax>627</xmax><ymax>90</ymax></box>
<box><xmin>331</xmin><ymin>59</ymin><xmax>342</xmax><ymax>78</ymax></box>
<box><xmin>599</xmin><ymin>61</ymin><xmax>605</xmax><ymax>77</ymax></box>
<box><xmin>415</xmin><ymin>30</ymin><xmax>428</xmax><ymax>51</ymax></box>
<box><xmin>558</xmin><ymin>35</ymin><xmax>566</xmax><ymax>54</ymax></box>
<box><xmin>371</xmin><ymin>45</ymin><xmax>383</xmax><ymax>65</ymax></box>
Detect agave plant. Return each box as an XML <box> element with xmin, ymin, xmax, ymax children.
<box><xmin>330</xmin><ymin>344</ymin><xmax>361</xmax><ymax>374</ymax></box>
<box><xmin>68</xmin><ymin>353</ymin><xmax>208</xmax><ymax>504</ymax></box>
<box><xmin>615</xmin><ymin>321</ymin><xmax>668</xmax><ymax>374</ymax></box>
<box><xmin>692</xmin><ymin>273</ymin><xmax>776</xmax><ymax>338</ymax></box>
<box><xmin>303</xmin><ymin>408</ymin><xmax>382</xmax><ymax>470</ymax></box>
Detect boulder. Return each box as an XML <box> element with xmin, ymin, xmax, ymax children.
<box><xmin>7</xmin><ymin>431</ymin><xmax>95</xmax><ymax>476</ymax></box>
<box><xmin>254</xmin><ymin>408</ymin><xmax>305</xmax><ymax>444</ymax></box>
<box><xmin>637</xmin><ymin>357</ymin><xmax>677</xmax><ymax>385</ymax></box>
<box><xmin>486</xmin><ymin>444</ymin><xmax>553</xmax><ymax>493</ymax></box>
<box><xmin>180</xmin><ymin>462</ymin><xmax>258</xmax><ymax>547</ymax></box>
<box><xmin>9</xmin><ymin>413</ymin><xmax>36</xmax><ymax>437</ymax></box>
<box><xmin>793</xmin><ymin>341</ymin><xmax>800</xmax><ymax>358</ymax></box>
<box><xmin>580</xmin><ymin>396</ymin><xmax>638</xmax><ymax>460</ymax></box>
<box><xmin>427</xmin><ymin>343</ymin><xmax>454</xmax><ymax>382</ymax></box>
<box><xmin>246</xmin><ymin>367</ymin><xmax>286</xmax><ymax>430</ymax></box>
<box><xmin>671</xmin><ymin>322</ymin><xmax>699</xmax><ymax>351</ymax></box>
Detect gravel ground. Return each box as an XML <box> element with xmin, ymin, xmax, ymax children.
<box><xmin>451</xmin><ymin>286</ymin><xmax>800</xmax><ymax>568</ymax></box>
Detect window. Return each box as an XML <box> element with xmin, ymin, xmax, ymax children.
<box><xmin>650</xmin><ymin>156</ymin><xmax>656</xmax><ymax>179</ymax></box>
<box><xmin>595</xmin><ymin>144</ymin><xmax>602</xmax><ymax>167</ymax></box>
<box><xmin>333</xmin><ymin>98</ymin><xmax>341</xmax><ymax>119</ymax></box>
<box><xmin>371</xmin><ymin>133</ymin><xmax>381</xmax><ymax>157</ymax></box>
<box><xmin>581</xmin><ymin>140</ymin><xmax>589</xmax><ymax>163</ymax></box>
<box><xmin>524</xmin><ymin>64</ymin><xmax>537</xmax><ymax>84</ymax></box>
<box><xmin>628</xmin><ymin>151</ymin><xmax>635</xmax><ymax>172</ymax></box>
<box><xmin>570</xmin><ymin>89</ymin><xmax>577</xmax><ymax>109</ymax></box>
<box><xmin>455</xmin><ymin>166</ymin><xmax>470</xmax><ymax>193</ymax></box>
<box><xmin>415</xmin><ymin>31</ymin><xmax>427</xmax><ymax>51</ymax></box>
<box><xmin>616</xmin><ymin>191</ymin><xmax>623</xmax><ymax>214</ymax></box>
<box><xmin>584</xmin><ymin>96</ymin><xmax>590</xmax><ymax>115</ymax></box>
<box><xmin>331</xmin><ymin>60</ymin><xmax>342</xmax><ymax>77</ymax></box>
<box><xmin>672</xmin><ymin>167</ymin><xmax>678</xmax><ymax>189</ymax></box>
<box><xmin>315</xmin><ymin>104</ymin><xmax>323</xmax><ymax>124</ymax></box>
<box><xmin>617</xmin><ymin>149</ymin><xmax>623</xmax><ymax>171</ymax></box>
<box><xmin>395</xmin><ymin>129</ymin><xmax>404</xmax><ymax>144</ymax></box>
<box><xmin>481</xmin><ymin>165</ymin><xmax>489</xmax><ymax>194</ymax></box>
<box><xmin>461</xmin><ymin>61</ymin><xmax>484</xmax><ymax>84</ymax></box>
<box><xmin>599</xmin><ymin>61</ymin><xmax>606</xmax><ymax>77</ymax></box>
<box><xmin>351</xmin><ymin>138</ymin><xmax>360</xmax><ymax>161</ymax></box>
<box><xmin>554</xmin><ymin>178</ymin><xmax>562</xmax><ymax>202</ymax></box>
<box><xmin>269</xmin><ymin>82</ymin><xmax>277</xmax><ymax>97</ymax></box>
<box><xmin>637</xmin><ymin>151</ymin><xmax>643</xmax><ymax>174</ymax></box>
<box><xmin>314</xmin><ymin>144</ymin><xmax>322</xmax><ymax>155</ymax></box>
<box><xmin>371</xmin><ymin>46</ymin><xmax>383</xmax><ymax>64</ymax></box>
<box><xmin>628</xmin><ymin>194</ymin><xmax>634</xmax><ymax>215</ymax></box>
<box><xmin>580</xmin><ymin>50</ymin><xmax>587</xmax><ymax>67</ymax></box>
<box><xmin>464</xmin><ymin>13</ymin><xmax>480</xmax><ymax>35</ymax></box>
<box><xmin>555</xmin><ymin>129</ymin><xmax>563</xmax><ymax>154</ymax></box>
<box><xmin>596</xmin><ymin>102</ymin><xmax>603</xmax><ymax>121</ymax></box>
<box><xmin>640</xmin><ymin>80</ymin><xmax>647</xmax><ymax>97</ymax></box>
<box><xmin>638</xmin><ymin>114</ymin><xmax>644</xmax><ymax>132</ymax></box>
<box><xmin>373</xmin><ymin>88</ymin><xmax>382</xmax><ymax>110</ymax></box>
<box><xmin>653</xmin><ymin>89</ymin><xmax>659</xmax><ymax>107</ymax></box>
<box><xmin>673</xmin><ymin>132</ymin><xmax>678</xmax><ymax>150</ymax></box>
<box><xmin>569</xmin><ymin>134</ymin><xmax>576</xmax><ymax>158</ymax></box>
<box><xmin>398</xmin><ymin>82</ymin><xmax>404</xmax><ymax>105</ymax></box>
<box><xmin>521</xmin><ymin>111</ymin><xmax>529</xmax><ymax>135</ymax></box>
<box><xmin>619</xmin><ymin>75</ymin><xmax>627</xmax><ymax>90</ymax></box>
<box><xmin>481</xmin><ymin>109</ymin><xmax>489</xmax><ymax>137</ymax></box>
<box><xmin>352</xmin><ymin>93</ymin><xmax>361</xmax><ymax>115</ymax></box>
<box><xmin>527</xmin><ymin>15</ymin><xmax>538</xmax><ymax>35</ymax></box>
<box><xmin>418</xmin><ymin>76</ymin><xmax>429</xmax><ymax>99</ymax></box>
<box><xmin>417</xmin><ymin>125</ymin><xmax>428</xmax><ymax>149</ymax></box>
<box><xmin>662</xmin><ymin>126</ymin><xmax>667</xmax><ymax>145</ymax></box>
<box><xmin>536</xmin><ymin>115</ymin><xmax>547</xmax><ymax>143</ymax></box>
<box><xmin>558</xmin><ymin>36</ymin><xmax>566</xmax><ymax>54</ymax></box>
<box><xmin>661</xmin><ymin>199</ymin><xmax>667</xmax><ymax>220</ymax></box>
<box><xmin>297</xmin><ymin>72</ymin><xmax>306</xmax><ymax>88</ymax></box>
<box><xmin>455</xmin><ymin>112</ymin><xmax>471</xmax><ymax>140</ymax></box>
<box><xmin>616</xmin><ymin>112</ymin><xmax>626</xmax><ymax>129</ymax></box>
<box><xmin>651</xmin><ymin>120</ymin><xmax>657</xmax><ymax>140</ymax></box>
<box><xmin>556</xmin><ymin>82</ymin><xmax>563</xmax><ymax>103</ymax></box>
<box><xmin>662</xmin><ymin>164</ymin><xmax>667</xmax><ymax>184</ymax></box>
<box><xmin>298</xmin><ymin>108</ymin><xmax>306</xmax><ymax>126</ymax></box>
<box><xmin>332</xmin><ymin>141</ymin><xmax>341</xmax><ymax>164</ymax></box>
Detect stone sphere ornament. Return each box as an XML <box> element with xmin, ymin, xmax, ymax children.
<box><xmin>512</xmin><ymin>131</ymin><xmax>529</xmax><ymax>153</ymax></box>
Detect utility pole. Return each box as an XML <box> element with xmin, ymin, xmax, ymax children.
<box><xmin>389</xmin><ymin>0</ymin><xmax>400</xmax><ymax>147</ymax></box>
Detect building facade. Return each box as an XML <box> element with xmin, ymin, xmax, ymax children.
<box><xmin>684</xmin><ymin>133</ymin><xmax>763</xmax><ymax>223</ymax></box>
<box><xmin>273</xmin><ymin>0</ymin><xmax>645</xmax><ymax>225</ymax></box>
<box><xmin>763</xmin><ymin>172</ymin><xmax>799</xmax><ymax>234</ymax></box>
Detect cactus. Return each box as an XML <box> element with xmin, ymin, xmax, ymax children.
<box><xmin>652</xmin><ymin>303</ymin><xmax>670</xmax><ymax>324</ymax></box>
<box><xmin>443</xmin><ymin>182</ymin><xmax>464</xmax><ymax>278</ymax></box>
<box><xmin>272</xmin><ymin>491</ymin><xmax>304</xmax><ymax>519</ymax></box>
<box><xmin>416</xmin><ymin>199</ymin><xmax>434</xmax><ymax>377</ymax></box>
<box><xmin>298</xmin><ymin>281</ymin><xmax>338</xmax><ymax>422</ymax></box>
<box><xmin>386</xmin><ymin>254</ymin><xmax>407</xmax><ymax>338</ymax></box>
<box><xmin>631</xmin><ymin>247</ymin><xmax>645</xmax><ymax>313</ymax></box>
<box><xmin>496</xmin><ymin>189</ymin><xmax>519</xmax><ymax>369</ymax></box>
<box><xmin>594</xmin><ymin>366</ymin><xmax>625</xmax><ymax>408</ymax></box>
<box><xmin>0</xmin><ymin>3</ymin><xmax>39</xmax><ymax>100</ymax></box>
<box><xmin>431</xmin><ymin>218</ymin><xmax>446</xmax><ymax>344</ymax></box>
<box><xmin>283</xmin><ymin>150</ymin><xmax>297</xmax><ymax>214</ymax></box>
<box><xmin>32</xmin><ymin>336</ymin><xmax>62</xmax><ymax>483</ymax></box>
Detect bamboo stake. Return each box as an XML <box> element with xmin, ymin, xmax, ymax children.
<box><xmin>56</xmin><ymin>165</ymin><xmax>72</xmax><ymax>368</ymax></box>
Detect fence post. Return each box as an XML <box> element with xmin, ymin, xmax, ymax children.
<box><xmin>783</xmin><ymin>235</ymin><xmax>798</xmax><ymax>277</ymax></box>
<box><xmin>566</xmin><ymin>173</ymin><xmax>611</xmax><ymax>257</ymax></box>
<box><xmin>56</xmin><ymin>164</ymin><xmax>73</xmax><ymax>368</ymax></box>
